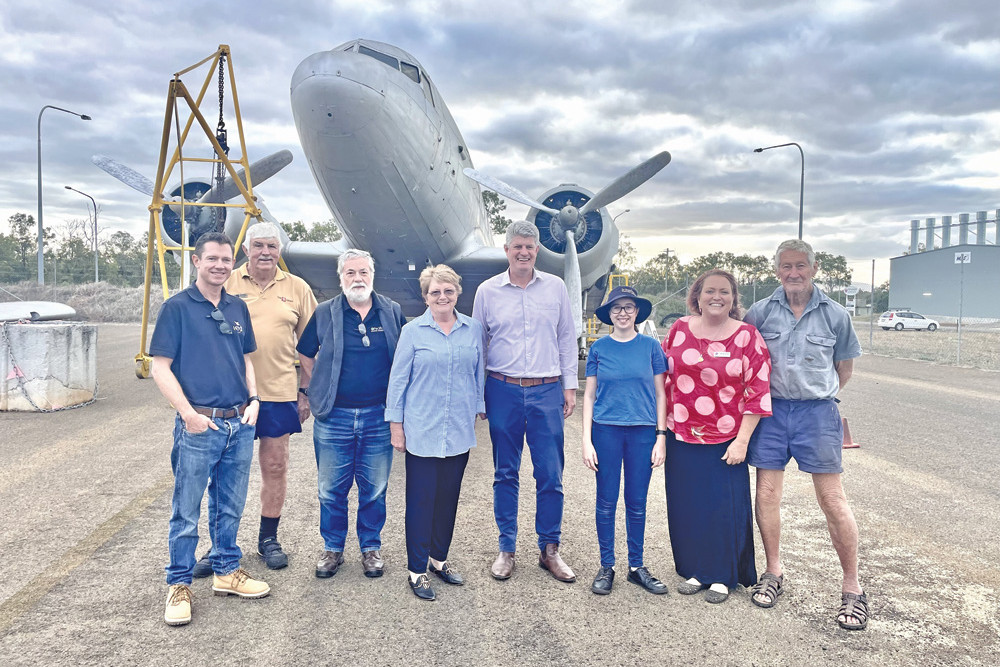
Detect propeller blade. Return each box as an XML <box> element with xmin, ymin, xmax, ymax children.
<box><xmin>200</xmin><ymin>150</ymin><xmax>294</xmax><ymax>204</ymax></box>
<box><xmin>563</xmin><ymin>229</ymin><xmax>584</xmax><ymax>339</ymax></box>
<box><xmin>579</xmin><ymin>151</ymin><xmax>671</xmax><ymax>215</ymax></box>
<box><xmin>463</xmin><ymin>168</ymin><xmax>560</xmax><ymax>215</ymax></box>
<box><xmin>91</xmin><ymin>155</ymin><xmax>155</xmax><ymax>197</ymax></box>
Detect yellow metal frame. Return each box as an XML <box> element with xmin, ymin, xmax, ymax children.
<box><xmin>135</xmin><ymin>45</ymin><xmax>272</xmax><ymax>378</ymax></box>
<box><xmin>586</xmin><ymin>273</ymin><xmax>630</xmax><ymax>344</ymax></box>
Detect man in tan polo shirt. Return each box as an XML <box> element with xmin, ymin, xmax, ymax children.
<box><xmin>191</xmin><ymin>221</ymin><xmax>317</xmax><ymax>573</ymax></box>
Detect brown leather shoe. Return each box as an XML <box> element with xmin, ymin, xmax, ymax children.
<box><xmin>491</xmin><ymin>551</ymin><xmax>515</xmax><ymax>580</ymax></box>
<box><xmin>315</xmin><ymin>550</ymin><xmax>344</xmax><ymax>578</ymax></box>
<box><xmin>538</xmin><ymin>543</ymin><xmax>576</xmax><ymax>583</ymax></box>
<box><xmin>362</xmin><ymin>549</ymin><xmax>384</xmax><ymax>578</ymax></box>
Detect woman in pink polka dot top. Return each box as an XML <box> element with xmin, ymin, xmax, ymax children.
<box><xmin>661</xmin><ymin>269</ymin><xmax>772</xmax><ymax>603</ymax></box>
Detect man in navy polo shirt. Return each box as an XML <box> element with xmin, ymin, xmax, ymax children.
<box><xmin>297</xmin><ymin>249</ymin><xmax>406</xmax><ymax>580</ymax></box>
<box><xmin>151</xmin><ymin>232</ymin><xmax>270</xmax><ymax>627</ymax></box>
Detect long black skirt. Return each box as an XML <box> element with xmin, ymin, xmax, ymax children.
<box><xmin>664</xmin><ymin>434</ymin><xmax>757</xmax><ymax>589</ymax></box>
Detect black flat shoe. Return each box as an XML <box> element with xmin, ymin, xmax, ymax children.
<box><xmin>408</xmin><ymin>574</ymin><xmax>436</xmax><ymax>601</ymax></box>
<box><xmin>591</xmin><ymin>566</ymin><xmax>615</xmax><ymax>595</ymax></box>
<box><xmin>428</xmin><ymin>562</ymin><xmax>464</xmax><ymax>586</ymax></box>
<box><xmin>627</xmin><ymin>566</ymin><xmax>669</xmax><ymax>595</ymax></box>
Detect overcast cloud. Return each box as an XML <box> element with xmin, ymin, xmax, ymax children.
<box><xmin>2</xmin><ymin>0</ymin><xmax>998</xmax><ymax>284</ymax></box>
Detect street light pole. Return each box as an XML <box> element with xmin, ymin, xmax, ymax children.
<box><xmin>612</xmin><ymin>208</ymin><xmax>631</xmax><ymax>224</ymax></box>
<box><xmin>37</xmin><ymin>105</ymin><xmax>92</xmax><ymax>284</ymax></box>
<box><xmin>753</xmin><ymin>142</ymin><xmax>804</xmax><ymax>240</ymax></box>
<box><xmin>65</xmin><ymin>186</ymin><xmax>99</xmax><ymax>282</ymax></box>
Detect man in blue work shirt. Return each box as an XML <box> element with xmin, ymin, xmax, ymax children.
<box><xmin>151</xmin><ymin>232</ymin><xmax>270</xmax><ymax>627</ymax></box>
<box><xmin>297</xmin><ymin>249</ymin><xmax>406</xmax><ymax>580</ymax></box>
<box><xmin>744</xmin><ymin>239</ymin><xmax>868</xmax><ymax>631</ymax></box>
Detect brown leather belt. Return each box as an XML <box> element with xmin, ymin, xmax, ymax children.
<box><xmin>488</xmin><ymin>371</ymin><xmax>560</xmax><ymax>388</ymax></box>
<box><xmin>191</xmin><ymin>403</ymin><xmax>248</xmax><ymax>419</ymax></box>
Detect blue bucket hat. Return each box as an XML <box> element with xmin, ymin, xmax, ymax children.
<box><xmin>595</xmin><ymin>285</ymin><xmax>653</xmax><ymax>325</ymax></box>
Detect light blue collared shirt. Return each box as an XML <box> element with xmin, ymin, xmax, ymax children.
<box><xmin>471</xmin><ymin>269</ymin><xmax>579</xmax><ymax>389</ymax></box>
<box><xmin>385</xmin><ymin>309</ymin><xmax>486</xmax><ymax>458</ymax></box>
<box><xmin>744</xmin><ymin>286</ymin><xmax>862</xmax><ymax>401</ymax></box>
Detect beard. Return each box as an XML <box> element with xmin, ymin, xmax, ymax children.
<box><xmin>342</xmin><ymin>281</ymin><xmax>373</xmax><ymax>304</ymax></box>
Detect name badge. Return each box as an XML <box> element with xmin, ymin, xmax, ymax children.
<box><xmin>711</xmin><ymin>351</ymin><xmax>731</xmax><ymax>358</ymax></box>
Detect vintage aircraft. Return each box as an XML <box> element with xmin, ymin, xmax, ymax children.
<box><xmin>96</xmin><ymin>39</ymin><xmax>670</xmax><ymax>340</ymax></box>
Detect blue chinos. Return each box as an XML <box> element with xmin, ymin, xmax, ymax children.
<box><xmin>313</xmin><ymin>406</ymin><xmax>393</xmax><ymax>553</ymax></box>
<box><xmin>166</xmin><ymin>414</ymin><xmax>255</xmax><ymax>584</ymax></box>
<box><xmin>486</xmin><ymin>377</ymin><xmax>565</xmax><ymax>552</ymax></box>
<box><xmin>591</xmin><ymin>422</ymin><xmax>655</xmax><ymax>568</ymax></box>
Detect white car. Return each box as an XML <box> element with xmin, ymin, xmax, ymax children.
<box><xmin>878</xmin><ymin>310</ymin><xmax>939</xmax><ymax>331</ymax></box>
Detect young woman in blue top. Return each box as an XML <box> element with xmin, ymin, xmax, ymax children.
<box><xmin>582</xmin><ymin>285</ymin><xmax>669</xmax><ymax>596</ymax></box>
<box><xmin>386</xmin><ymin>265</ymin><xmax>485</xmax><ymax>601</ymax></box>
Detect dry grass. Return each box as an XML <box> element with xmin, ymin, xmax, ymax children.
<box><xmin>854</xmin><ymin>319</ymin><xmax>1000</xmax><ymax>371</ymax></box>
<box><xmin>0</xmin><ymin>282</ymin><xmax>163</xmax><ymax>323</ymax></box>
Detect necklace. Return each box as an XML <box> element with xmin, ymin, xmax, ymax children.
<box><xmin>692</xmin><ymin>316</ymin><xmax>732</xmax><ymax>363</ymax></box>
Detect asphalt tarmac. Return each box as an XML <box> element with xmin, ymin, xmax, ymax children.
<box><xmin>1</xmin><ymin>324</ymin><xmax>998</xmax><ymax>666</ymax></box>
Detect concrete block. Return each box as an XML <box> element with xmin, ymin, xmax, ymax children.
<box><xmin>0</xmin><ymin>322</ymin><xmax>97</xmax><ymax>411</ymax></box>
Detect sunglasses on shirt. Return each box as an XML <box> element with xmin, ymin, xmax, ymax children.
<box><xmin>358</xmin><ymin>322</ymin><xmax>370</xmax><ymax>347</ymax></box>
<box><xmin>209</xmin><ymin>308</ymin><xmax>233</xmax><ymax>335</ymax></box>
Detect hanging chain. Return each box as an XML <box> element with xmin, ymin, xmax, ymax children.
<box><xmin>213</xmin><ymin>53</ymin><xmax>229</xmax><ymax>231</ymax></box>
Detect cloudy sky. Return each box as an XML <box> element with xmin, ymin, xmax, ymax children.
<box><xmin>2</xmin><ymin>0</ymin><xmax>998</xmax><ymax>284</ymax></box>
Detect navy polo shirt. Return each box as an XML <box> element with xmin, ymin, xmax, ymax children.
<box><xmin>335</xmin><ymin>298</ymin><xmax>391</xmax><ymax>408</ymax></box>
<box><xmin>150</xmin><ymin>285</ymin><xmax>256</xmax><ymax>408</ymax></box>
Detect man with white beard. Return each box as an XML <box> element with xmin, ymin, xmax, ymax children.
<box><xmin>297</xmin><ymin>249</ymin><xmax>407</xmax><ymax>579</ymax></box>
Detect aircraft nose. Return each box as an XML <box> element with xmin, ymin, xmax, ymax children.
<box><xmin>291</xmin><ymin>50</ymin><xmax>387</xmax><ymax>135</ymax></box>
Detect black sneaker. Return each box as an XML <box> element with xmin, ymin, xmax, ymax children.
<box><xmin>192</xmin><ymin>552</ymin><xmax>213</xmax><ymax>579</ymax></box>
<box><xmin>257</xmin><ymin>537</ymin><xmax>289</xmax><ymax>570</ymax></box>
<box><xmin>627</xmin><ymin>566</ymin><xmax>669</xmax><ymax>595</ymax></box>
<box><xmin>591</xmin><ymin>566</ymin><xmax>615</xmax><ymax>595</ymax></box>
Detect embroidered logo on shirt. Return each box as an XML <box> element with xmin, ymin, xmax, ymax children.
<box><xmin>232</xmin><ymin>320</ymin><xmax>245</xmax><ymax>333</ymax></box>
<box><xmin>278</xmin><ymin>296</ymin><xmax>292</xmax><ymax>303</ymax></box>
<box><xmin>368</xmin><ymin>325</ymin><xmax>384</xmax><ymax>333</ymax></box>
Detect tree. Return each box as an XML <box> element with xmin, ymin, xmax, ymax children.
<box><xmin>283</xmin><ymin>219</ymin><xmax>342</xmax><ymax>242</ymax></box>
<box><xmin>484</xmin><ymin>191</ymin><xmax>513</xmax><ymax>236</ymax></box>
<box><xmin>629</xmin><ymin>250</ymin><xmax>682</xmax><ymax>296</ymax></box>
<box><xmin>872</xmin><ymin>280</ymin><xmax>890</xmax><ymax>313</ymax></box>
<box><xmin>815</xmin><ymin>251</ymin><xmax>852</xmax><ymax>293</ymax></box>
<box><xmin>614</xmin><ymin>234</ymin><xmax>637</xmax><ymax>272</ymax></box>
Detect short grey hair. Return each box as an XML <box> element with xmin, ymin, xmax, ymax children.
<box><xmin>505</xmin><ymin>220</ymin><xmax>540</xmax><ymax>245</ymax></box>
<box><xmin>338</xmin><ymin>248</ymin><xmax>375</xmax><ymax>274</ymax></box>
<box><xmin>244</xmin><ymin>222</ymin><xmax>282</xmax><ymax>250</ymax></box>
<box><xmin>774</xmin><ymin>239</ymin><xmax>816</xmax><ymax>269</ymax></box>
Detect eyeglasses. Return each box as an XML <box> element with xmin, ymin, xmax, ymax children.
<box><xmin>209</xmin><ymin>308</ymin><xmax>233</xmax><ymax>334</ymax></box>
<box><xmin>358</xmin><ymin>323</ymin><xmax>370</xmax><ymax>347</ymax></box>
<box><xmin>609</xmin><ymin>304</ymin><xmax>637</xmax><ymax>315</ymax></box>
<box><xmin>427</xmin><ymin>288</ymin><xmax>457</xmax><ymax>298</ymax></box>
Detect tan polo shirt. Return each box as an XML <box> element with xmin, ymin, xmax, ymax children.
<box><xmin>224</xmin><ymin>265</ymin><xmax>318</xmax><ymax>402</ymax></box>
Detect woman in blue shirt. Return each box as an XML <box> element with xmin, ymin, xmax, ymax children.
<box><xmin>582</xmin><ymin>285</ymin><xmax>669</xmax><ymax>596</ymax></box>
<box><xmin>386</xmin><ymin>265</ymin><xmax>485</xmax><ymax>601</ymax></box>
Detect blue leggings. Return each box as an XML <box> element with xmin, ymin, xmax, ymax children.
<box><xmin>592</xmin><ymin>423</ymin><xmax>655</xmax><ymax>567</ymax></box>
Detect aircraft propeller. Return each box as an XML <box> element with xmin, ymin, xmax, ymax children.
<box><xmin>463</xmin><ymin>150</ymin><xmax>671</xmax><ymax>339</ymax></box>
<box><xmin>91</xmin><ymin>150</ymin><xmax>293</xmax><ymax>239</ymax></box>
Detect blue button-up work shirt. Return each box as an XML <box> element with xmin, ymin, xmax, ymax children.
<box><xmin>744</xmin><ymin>286</ymin><xmax>862</xmax><ymax>401</ymax></box>
<box><xmin>385</xmin><ymin>309</ymin><xmax>486</xmax><ymax>458</ymax></box>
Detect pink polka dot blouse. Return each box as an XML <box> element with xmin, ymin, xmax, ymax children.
<box><xmin>662</xmin><ymin>317</ymin><xmax>773</xmax><ymax>444</ymax></box>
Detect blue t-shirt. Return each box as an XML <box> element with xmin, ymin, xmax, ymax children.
<box><xmin>585</xmin><ymin>334</ymin><xmax>666</xmax><ymax>426</ymax></box>
<box><xmin>149</xmin><ymin>285</ymin><xmax>256</xmax><ymax>408</ymax></box>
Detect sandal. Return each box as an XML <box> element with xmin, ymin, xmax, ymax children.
<box><xmin>751</xmin><ymin>572</ymin><xmax>783</xmax><ymax>608</ymax></box>
<box><xmin>837</xmin><ymin>591</ymin><xmax>869</xmax><ymax>631</ymax></box>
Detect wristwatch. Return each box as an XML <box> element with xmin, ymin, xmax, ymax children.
<box><xmin>656</xmin><ymin>429</ymin><xmax>669</xmax><ymax>436</ymax></box>
<box><xmin>248</xmin><ymin>395</ymin><xmax>261</xmax><ymax>404</ymax></box>
<box><xmin>298</xmin><ymin>387</ymin><xmax>309</xmax><ymax>397</ymax></box>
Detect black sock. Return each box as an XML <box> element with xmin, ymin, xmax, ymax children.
<box><xmin>259</xmin><ymin>515</ymin><xmax>280</xmax><ymax>543</ymax></box>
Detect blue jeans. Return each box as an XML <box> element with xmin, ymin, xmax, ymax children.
<box><xmin>485</xmin><ymin>377</ymin><xmax>565</xmax><ymax>552</ymax></box>
<box><xmin>592</xmin><ymin>423</ymin><xmax>655</xmax><ymax>568</ymax></box>
<box><xmin>165</xmin><ymin>414</ymin><xmax>255</xmax><ymax>585</ymax></box>
<box><xmin>313</xmin><ymin>406</ymin><xmax>393</xmax><ymax>552</ymax></box>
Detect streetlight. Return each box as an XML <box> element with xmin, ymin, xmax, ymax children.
<box><xmin>65</xmin><ymin>186</ymin><xmax>99</xmax><ymax>282</ymax></box>
<box><xmin>37</xmin><ymin>105</ymin><xmax>91</xmax><ymax>284</ymax></box>
<box><xmin>612</xmin><ymin>208</ymin><xmax>631</xmax><ymax>223</ymax></box>
<box><xmin>753</xmin><ymin>142</ymin><xmax>804</xmax><ymax>240</ymax></box>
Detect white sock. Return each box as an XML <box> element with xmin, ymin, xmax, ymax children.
<box><xmin>709</xmin><ymin>583</ymin><xmax>728</xmax><ymax>594</ymax></box>
<box><xmin>408</xmin><ymin>570</ymin><xmax>423</xmax><ymax>583</ymax></box>
<box><xmin>429</xmin><ymin>558</ymin><xmax>445</xmax><ymax>570</ymax></box>
<box><xmin>686</xmin><ymin>577</ymin><xmax>701</xmax><ymax>586</ymax></box>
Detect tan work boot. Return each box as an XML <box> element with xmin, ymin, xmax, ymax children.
<box><xmin>164</xmin><ymin>584</ymin><xmax>192</xmax><ymax>626</ymax></box>
<box><xmin>212</xmin><ymin>568</ymin><xmax>271</xmax><ymax>598</ymax></box>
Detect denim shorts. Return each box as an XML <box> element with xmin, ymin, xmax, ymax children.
<box><xmin>748</xmin><ymin>398</ymin><xmax>843</xmax><ymax>474</ymax></box>
<box><xmin>255</xmin><ymin>400</ymin><xmax>302</xmax><ymax>439</ymax></box>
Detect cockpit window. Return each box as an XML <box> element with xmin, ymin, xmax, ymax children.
<box><xmin>400</xmin><ymin>62</ymin><xmax>420</xmax><ymax>84</ymax></box>
<box><xmin>359</xmin><ymin>45</ymin><xmax>399</xmax><ymax>71</ymax></box>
